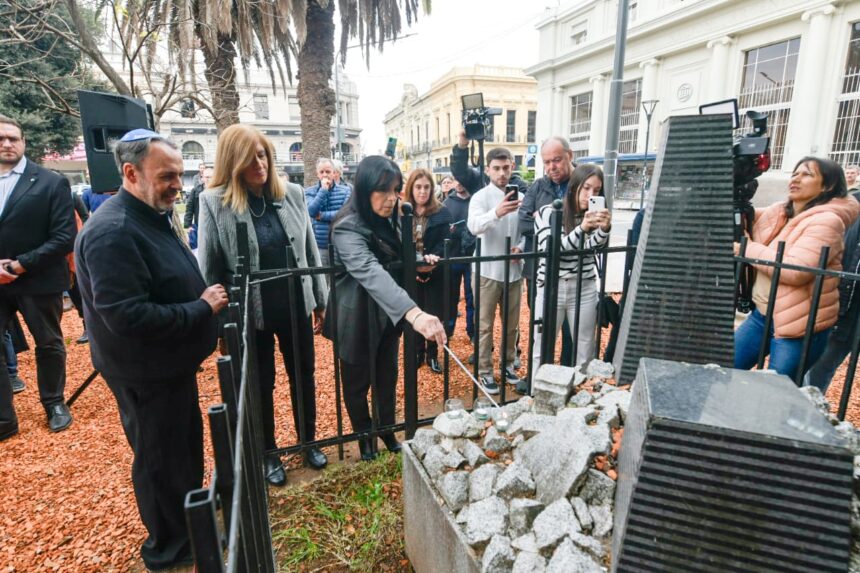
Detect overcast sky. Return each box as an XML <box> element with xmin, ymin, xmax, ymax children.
<box><xmin>339</xmin><ymin>1</ymin><xmax>553</xmax><ymax>155</ymax></box>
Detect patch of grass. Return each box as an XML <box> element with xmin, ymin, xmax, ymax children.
<box><xmin>269</xmin><ymin>453</ymin><xmax>407</xmax><ymax>572</ymax></box>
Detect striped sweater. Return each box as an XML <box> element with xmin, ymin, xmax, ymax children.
<box><xmin>534</xmin><ymin>203</ymin><xmax>609</xmax><ymax>287</ymax></box>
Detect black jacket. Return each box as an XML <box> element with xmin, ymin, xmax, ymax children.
<box><xmin>838</xmin><ymin>193</ymin><xmax>860</xmax><ymax>319</ymax></box>
<box><xmin>449</xmin><ymin>144</ymin><xmax>530</xmax><ymax>195</ymax></box>
<box><xmin>0</xmin><ymin>159</ymin><xmax>76</xmax><ymax>295</ymax></box>
<box><xmin>184</xmin><ymin>182</ymin><xmax>204</xmax><ymax>228</ymax></box>
<box><xmin>323</xmin><ymin>209</ymin><xmax>415</xmax><ymax>365</ymax></box>
<box><xmin>416</xmin><ymin>207</ymin><xmax>454</xmax><ymax>321</ymax></box>
<box><xmin>443</xmin><ymin>192</ymin><xmax>476</xmax><ymax>257</ymax></box>
<box><xmin>75</xmin><ymin>188</ymin><xmax>217</xmax><ymax>384</ymax></box>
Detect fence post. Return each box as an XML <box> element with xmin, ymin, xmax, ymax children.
<box><xmin>540</xmin><ymin>200</ymin><xmax>563</xmax><ymax>366</ymax></box>
<box><xmin>283</xmin><ymin>245</ymin><xmax>309</xmax><ymax>449</ymax></box>
<box><xmin>442</xmin><ymin>239</ymin><xmax>452</xmax><ymax>403</ymax></box>
<box><xmin>401</xmin><ymin>202</ymin><xmax>419</xmax><ymax>439</ymax></box>
<box><xmin>328</xmin><ymin>244</ymin><xmax>346</xmax><ymax>461</ymax></box>
<box><xmin>215</xmin><ymin>356</ymin><xmax>238</xmax><ymax>444</ymax></box>
<box><xmin>571</xmin><ymin>228</ymin><xmax>586</xmax><ymax>366</ymax></box>
<box><xmin>473</xmin><ymin>238</ymin><xmax>482</xmax><ymax>400</ymax></box>
<box><xmin>185</xmin><ymin>488</ymin><xmax>225</xmax><ymax>573</ymax></box>
<box><xmin>499</xmin><ymin>236</ymin><xmax>512</xmax><ymax>404</ymax></box>
<box><xmin>795</xmin><ymin>246</ymin><xmax>830</xmax><ymax>384</ymax></box>
<box><xmin>208</xmin><ymin>404</ymin><xmax>235</xmax><ymax>530</ymax></box>
<box><xmin>837</xmin><ymin>314</ymin><xmax>860</xmax><ymax>420</ymax></box>
<box><xmin>757</xmin><ymin>241</ymin><xmax>786</xmax><ymax>370</ymax></box>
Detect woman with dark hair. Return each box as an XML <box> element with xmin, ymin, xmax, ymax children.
<box><xmin>735</xmin><ymin>156</ymin><xmax>859</xmax><ymax>381</ymax></box>
<box><xmin>531</xmin><ymin>164</ymin><xmax>612</xmax><ymax>374</ymax></box>
<box><xmin>324</xmin><ymin>156</ymin><xmax>447</xmax><ymax>460</ymax></box>
<box><xmin>403</xmin><ymin>168</ymin><xmax>453</xmax><ymax>373</ymax></box>
<box><xmin>198</xmin><ymin>124</ymin><xmax>328</xmax><ymax>486</ymax></box>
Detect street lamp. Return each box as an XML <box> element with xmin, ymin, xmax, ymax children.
<box><xmin>640</xmin><ymin>99</ymin><xmax>659</xmax><ymax>210</ymax></box>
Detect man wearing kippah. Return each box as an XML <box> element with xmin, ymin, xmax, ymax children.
<box><xmin>76</xmin><ymin>128</ymin><xmax>227</xmax><ymax>571</ymax></box>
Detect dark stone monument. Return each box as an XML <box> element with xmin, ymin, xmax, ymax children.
<box><xmin>613</xmin><ymin>358</ymin><xmax>854</xmax><ymax>573</ymax></box>
<box><xmin>613</xmin><ymin>114</ymin><xmax>736</xmax><ymax>385</ymax></box>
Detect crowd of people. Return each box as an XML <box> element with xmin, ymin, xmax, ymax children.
<box><xmin>1</xmin><ymin>109</ymin><xmax>859</xmax><ymax>570</ymax></box>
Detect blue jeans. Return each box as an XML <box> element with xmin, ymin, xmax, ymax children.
<box><xmin>734</xmin><ymin>308</ymin><xmax>831</xmax><ymax>383</ymax></box>
<box><xmin>447</xmin><ymin>263</ymin><xmax>475</xmax><ymax>339</ymax></box>
<box><xmin>804</xmin><ymin>305</ymin><xmax>859</xmax><ymax>393</ymax></box>
<box><xmin>3</xmin><ymin>331</ymin><xmax>16</xmax><ymax>378</ymax></box>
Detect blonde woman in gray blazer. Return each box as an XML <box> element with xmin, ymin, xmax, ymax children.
<box><xmin>198</xmin><ymin>124</ymin><xmax>328</xmax><ymax>486</ymax></box>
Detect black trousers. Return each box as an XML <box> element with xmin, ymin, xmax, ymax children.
<box><xmin>0</xmin><ymin>293</ymin><xmax>66</xmax><ymax>424</ymax></box>
<box><xmin>341</xmin><ymin>329</ymin><xmax>399</xmax><ymax>434</ymax></box>
<box><xmin>106</xmin><ymin>374</ymin><xmax>203</xmax><ymax>571</ymax></box>
<box><xmin>255</xmin><ymin>312</ymin><xmax>317</xmax><ymax>450</ymax></box>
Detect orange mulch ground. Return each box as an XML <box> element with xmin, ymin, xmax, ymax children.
<box><xmin>0</xmin><ymin>293</ymin><xmax>858</xmax><ymax>572</ymax></box>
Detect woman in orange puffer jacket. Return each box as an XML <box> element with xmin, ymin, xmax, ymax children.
<box><xmin>735</xmin><ymin>156</ymin><xmax>860</xmax><ymax>382</ymax></box>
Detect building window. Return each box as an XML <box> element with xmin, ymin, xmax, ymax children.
<box><xmin>569</xmin><ymin>92</ymin><xmax>593</xmax><ymax>159</ymax></box>
<box><xmin>528</xmin><ymin>110</ymin><xmax>537</xmax><ymax>142</ymax></box>
<box><xmin>506</xmin><ymin>110</ymin><xmax>516</xmax><ymax>142</ymax></box>
<box><xmin>619</xmin><ymin>79</ymin><xmax>642</xmax><ymax>154</ymax></box>
<box><xmin>570</xmin><ymin>21</ymin><xmax>587</xmax><ymax>46</ymax></box>
<box><xmin>485</xmin><ymin>115</ymin><xmax>495</xmax><ymax>142</ymax></box>
<box><xmin>181</xmin><ymin>140</ymin><xmax>204</xmax><ymax>161</ymax></box>
<box><xmin>831</xmin><ymin>22</ymin><xmax>860</xmax><ymax>165</ymax></box>
<box><xmin>629</xmin><ymin>1</ymin><xmax>639</xmax><ymax>22</ymax></box>
<box><xmin>288</xmin><ymin>96</ymin><xmax>301</xmax><ymax>120</ymax></box>
<box><xmin>253</xmin><ymin>94</ymin><xmax>269</xmax><ymax>120</ymax></box>
<box><xmin>289</xmin><ymin>142</ymin><xmax>302</xmax><ymax>163</ymax></box>
<box><xmin>738</xmin><ymin>37</ymin><xmax>800</xmax><ymax>169</ymax></box>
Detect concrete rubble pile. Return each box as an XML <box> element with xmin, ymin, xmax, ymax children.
<box><xmin>408</xmin><ymin>360</ymin><xmax>630</xmax><ymax>573</ymax></box>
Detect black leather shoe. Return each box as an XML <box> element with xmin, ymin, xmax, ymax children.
<box><xmin>10</xmin><ymin>376</ymin><xmax>25</xmax><ymax>394</ymax></box>
<box><xmin>0</xmin><ymin>421</ymin><xmax>18</xmax><ymax>442</ymax></box>
<box><xmin>359</xmin><ymin>438</ymin><xmax>377</xmax><ymax>461</ymax></box>
<box><xmin>381</xmin><ymin>434</ymin><xmax>402</xmax><ymax>453</ymax></box>
<box><xmin>47</xmin><ymin>403</ymin><xmax>72</xmax><ymax>433</ymax></box>
<box><xmin>76</xmin><ymin>330</ymin><xmax>89</xmax><ymax>345</ymax></box>
<box><xmin>305</xmin><ymin>447</ymin><xmax>328</xmax><ymax>470</ymax></box>
<box><xmin>427</xmin><ymin>356</ymin><xmax>442</xmax><ymax>374</ymax></box>
<box><xmin>264</xmin><ymin>454</ymin><xmax>287</xmax><ymax>486</ymax></box>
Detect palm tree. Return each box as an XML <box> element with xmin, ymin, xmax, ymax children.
<box><xmin>179</xmin><ymin>0</ymin><xmax>428</xmax><ymax>184</ymax></box>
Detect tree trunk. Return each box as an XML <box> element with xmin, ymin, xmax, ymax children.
<box><xmin>200</xmin><ymin>34</ymin><xmax>240</xmax><ymax>132</ymax></box>
<box><xmin>297</xmin><ymin>0</ymin><xmax>336</xmax><ymax>187</ymax></box>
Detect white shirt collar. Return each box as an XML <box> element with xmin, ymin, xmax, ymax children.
<box><xmin>2</xmin><ymin>156</ymin><xmax>27</xmax><ymax>177</ymax></box>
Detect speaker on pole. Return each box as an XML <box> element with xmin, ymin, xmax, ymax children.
<box><xmin>78</xmin><ymin>90</ymin><xmax>154</xmax><ymax>193</ymax></box>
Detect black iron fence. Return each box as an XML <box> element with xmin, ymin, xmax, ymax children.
<box><xmin>182</xmin><ymin>202</ymin><xmax>859</xmax><ymax>571</ymax></box>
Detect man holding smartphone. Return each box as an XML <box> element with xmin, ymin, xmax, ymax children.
<box><xmin>467</xmin><ymin>147</ymin><xmax>525</xmax><ymax>393</ymax></box>
<box><xmin>0</xmin><ymin>115</ymin><xmax>76</xmax><ymax>440</ymax></box>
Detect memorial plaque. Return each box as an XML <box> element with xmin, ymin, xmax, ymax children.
<box><xmin>613</xmin><ymin>114</ymin><xmax>736</xmax><ymax>385</ymax></box>
<box><xmin>613</xmin><ymin>358</ymin><xmax>854</xmax><ymax>573</ymax></box>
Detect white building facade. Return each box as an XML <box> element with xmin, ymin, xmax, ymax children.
<box><xmin>528</xmin><ymin>0</ymin><xmax>860</xmax><ymax>193</ymax></box>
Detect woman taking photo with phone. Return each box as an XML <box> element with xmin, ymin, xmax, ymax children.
<box><xmin>734</xmin><ymin>156</ymin><xmax>859</xmax><ymax>381</ymax></box>
<box><xmin>198</xmin><ymin>124</ymin><xmax>328</xmax><ymax>486</ymax></box>
<box><xmin>324</xmin><ymin>156</ymin><xmax>446</xmax><ymax>460</ymax></box>
<box><xmin>531</xmin><ymin>163</ymin><xmax>611</xmax><ymax>374</ymax></box>
<box><xmin>403</xmin><ymin>168</ymin><xmax>453</xmax><ymax>374</ymax></box>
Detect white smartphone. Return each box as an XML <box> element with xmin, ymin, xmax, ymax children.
<box><xmin>588</xmin><ymin>196</ymin><xmax>606</xmax><ymax>212</ymax></box>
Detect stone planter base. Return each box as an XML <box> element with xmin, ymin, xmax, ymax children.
<box><xmin>403</xmin><ymin>442</ymin><xmax>480</xmax><ymax>573</ymax></box>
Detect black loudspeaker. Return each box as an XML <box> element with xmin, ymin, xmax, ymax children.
<box><xmin>78</xmin><ymin>90</ymin><xmax>154</xmax><ymax>193</ymax></box>
<box><xmin>385</xmin><ymin>136</ymin><xmax>397</xmax><ymax>158</ymax></box>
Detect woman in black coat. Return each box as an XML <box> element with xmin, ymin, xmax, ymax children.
<box><xmin>403</xmin><ymin>168</ymin><xmax>453</xmax><ymax>373</ymax></box>
<box><xmin>323</xmin><ymin>156</ymin><xmax>447</xmax><ymax>460</ymax></box>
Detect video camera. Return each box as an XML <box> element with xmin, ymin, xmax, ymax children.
<box><xmin>461</xmin><ymin>92</ymin><xmax>502</xmax><ymax>142</ymax></box>
<box><xmin>700</xmin><ymin>98</ymin><xmax>771</xmax><ymax>313</ymax></box>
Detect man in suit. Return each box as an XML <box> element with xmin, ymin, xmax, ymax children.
<box><xmin>0</xmin><ymin>115</ymin><xmax>76</xmax><ymax>440</ymax></box>
<box><xmin>76</xmin><ymin>128</ymin><xmax>226</xmax><ymax>570</ymax></box>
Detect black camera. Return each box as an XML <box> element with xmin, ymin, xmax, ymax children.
<box><xmin>733</xmin><ymin>110</ymin><xmax>771</xmax><ymax>209</ymax></box>
<box><xmin>461</xmin><ymin>92</ymin><xmax>502</xmax><ymax>141</ymax></box>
